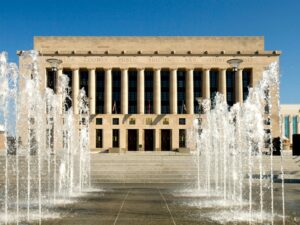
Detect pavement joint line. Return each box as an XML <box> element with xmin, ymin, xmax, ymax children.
<box><xmin>158</xmin><ymin>188</ymin><xmax>177</xmax><ymax>225</ymax></box>
<box><xmin>113</xmin><ymin>189</ymin><xmax>130</xmax><ymax>225</ymax></box>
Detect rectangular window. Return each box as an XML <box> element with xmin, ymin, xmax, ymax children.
<box><xmin>112</xmin><ymin>69</ymin><xmax>121</xmax><ymax>114</ymax></box>
<box><xmin>284</xmin><ymin>116</ymin><xmax>290</xmax><ymax>138</ymax></box>
<box><xmin>96</xmin><ymin>118</ymin><xmax>102</xmax><ymax>125</ymax></box>
<box><xmin>96</xmin><ymin>129</ymin><xmax>103</xmax><ymax>148</ymax></box>
<box><xmin>193</xmin><ymin>69</ymin><xmax>202</xmax><ymax>113</ymax></box>
<box><xmin>161</xmin><ymin>69</ymin><xmax>170</xmax><ymax>114</ymax></box>
<box><xmin>145</xmin><ymin>69</ymin><xmax>154</xmax><ymax>114</ymax></box>
<box><xmin>63</xmin><ymin>69</ymin><xmax>72</xmax><ymax>111</ymax></box>
<box><xmin>79</xmin><ymin>69</ymin><xmax>89</xmax><ymax>97</ymax></box>
<box><xmin>210</xmin><ymin>69</ymin><xmax>218</xmax><ymax>103</ymax></box>
<box><xmin>96</xmin><ymin>69</ymin><xmax>105</xmax><ymax>114</ymax></box>
<box><xmin>46</xmin><ymin>69</ymin><xmax>56</xmax><ymax>91</ymax></box>
<box><xmin>112</xmin><ymin>129</ymin><xmax>119</xmax><ymax>148</ymax></box>
<box><xmin>179</xmin><ymin>129</ymin><xmax>186</xmax><ymax>148</ymax></box>
<box><xmin>293</xmin><ymin>116</ymin><xmax>298</xmax><ymax>134</ymax></box>
<box><xmin>242</xmin><ymin>69</ymin><xmax>252</xmax><ymax>101</ymax></box>
<box><xmin>112</xmin><ymin>118</ymin><xmax>119</xmax><ymax>125</ymax></box>
<box><xmin>177</xmin><ymin>69</ymin><xmax>186</xmax><ymax>114</ymax></box>
<box><xmin>226</xmin><ymin>70</ymin><xmax>235</xmax><ymax>106</ymax></box>
<box><xmin>128</xmin><ymin>69</ymin><xmax>137</xmax><ymax>114</ymax></box>
<box><xmin>179</xmin><ymin>118</ymin><xmax>186</xmax><ymax>125</ymax></box>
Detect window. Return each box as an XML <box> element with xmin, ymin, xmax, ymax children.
<box><xmin>113</xmin><ymin>118</ymin><xmax>119</xmax><ymax>125</ymax></box>
<box><xmin>293</xmin><ymin>116</ymin><xmax>298</xmax><ymax>134</ymax></box>
<box><xmin>179</xmin><ymin>118</ymin><xmax>186</xmax><ymax>125</ymax></box>
<box><xmin>112</xmin><ymin>69</ymin><xmax>121</xmax><ymax>114</ymax></box>
<box><xmin>242</xmin><ymin>69</ymin><xmax>252</xmax><ymax>101</ymax></box>
<box><xmin>177</xmin><ymin>69</ymin><xmax>186</xmax><ymax>114</ymax></box>
<box><xmin>264</xmin><ymin>118</ymin><xmax>271</xmax><ymax>125</ymax></box>
<box><xmin>63</xmin><ymin>69</ymin><xmax>72</xmax><ymax>111</ymax></box>
<box><xmin>96</xmin><ymin>118</ymin><xmax>102</xmax><ymax>125</ymax></box>
<box><xmin>145</xmin><ymin>69</ymin><xmax>154</xmax><ymax>114</ymax></box>
<box><xmin>112</xmin><ymin>129</ymin><xmax>119</xmax><ymax>148</ymax></box>
<box><xmin>47</xmin><ymin>69</ymin><xmax>56</xmax><ymax>91</ymax></box>
<box><xmin>210</xmin><ymin>69</ymin><xmax>218</xmax><ymax>103</ymax></box>
<box><xmin>96</xmin><ymin>69</ymin><xmax>105</xmax><ymax>114</ymax></box>
<box><xmin>161</xmin><ymin>69</ymin><xmax>170</xmax><ymax>114</ymax></box>
<box><xmin>80</xmin><ymin>69</ymin><xmax>89</xmax><ymax>97</ymax></box>
<box><xmin>226</xmin><ymin>70</ymin><xmax>235</xmax><ymax>106</ymax></box>
<box><xmin>193</xmin><ymin>69</ymin><xmax>202</xmax><ymax>113</ymax></box>
<box><xmin>96</xmin><ymin>129</ymin><xmax>103</xmax><ymax>148</ymax></box>
<box><xmin>128</xmin><ymin>69</ymin><xmax>137</xmax><ymax>114</ymax></box>
<box><xmin>179</xmin><ymin>129</ymin><xmax>186</xmax><ymax>148</ymax></box>
<box><xmin>284</xmin><ymin>116</ymin><xmax>290</xmax><ymax>138</ymax></box>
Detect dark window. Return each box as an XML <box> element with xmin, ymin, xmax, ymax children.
<box><xmin>63</xmin><ymin>69</ymin><xmax>72</xmax><ymax>111</ymax></box>
<box><xmin>161</xmin><ymin>69</ymin><xmax>170</xmax><ymax>114</ymax></box>
<box><xmin>96</xmin><ymin>118</ymin><xmax>102</xmax><ymax>125</ymax></box>
<box><xmin>128</xmin><ymin>69</ymin><xmax>137</xmax><ymax>114</ymax></box>
<box><xmin>112</xmin><ymin>118</ymin><xmax>119</xmax><ymax>125</ymax></box>
<box><xmin>46</xmin><ymin>69</ymin><xmax>56</xmax><ymax>91</ymax></box>
<box><xmin>144</xmin><ymin>69</ymin><xmax>154</xmax><ymax>114</ymax></box>
<box><xmin>193</xmin><ymin>69</ymin><xmax>202</xmax><ymax>113</ymax></box>
<box><xmin>79</xmin><ymin>69</ymin><xmax>89</xmax><ymax>97</ymax></box>
<box><xmin>112</xmin><ymin>129</ymin><xmax>119</xmax><ymax>148</ymax></box>
<box><xmin>96</xmin><ymin>129</ymin><xmax>103</xmax><ymax>148</ymax></box>
<box><xmin>179</xmin><ymin>118</ymin><xmax>186</xmax><ymax>125</ymax></box>
<box><xmin>242</xmin><ymin>69</ymin><xmax>251</xmax><ymax>101</ymax></box>
<box><xmin>96</xmin><ymin>69</ymin><xmax>105</xmax><ymax>114</ymax></box>
<box><xmin>112</xmin><ymin>69</ymin><xmax>121</xmax><ymax>114</ymax></box>
<box><xmin>226</xmin><ymin>70</ymin><xmax>235</xmax><ymax>106</ymax></box>
<box><xmin>264</xmin><ymin>118</ymin><xmax>271</xmax><ymax>125</ymax></box>
<box><xmin>177</xmin><ymin>69</ymin><xmax>186</xmax><ymax>114</ymax></box>
<box><xmin>210</xmin><ymin>69</ymin><xmax>218</xmax><ymax>104</ymax></box>
<box><xmin>179</xmin><ymin>129</ymin><xmax>186</xmax><ymax>148</ymax></box>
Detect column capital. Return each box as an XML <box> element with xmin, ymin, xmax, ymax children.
<box><xmin>71</xmin><ymin>67</ymin><xmax>79</xmax><ymax>71</ymax></box>
<box><xmin>185</xmin><ymin>67</ymin><xmax>194</xmax><ymax>71</ymax></box>
<box><xmin>218</xmin><ymin>68</ymin><xmax>228</xmax><ymax>71</ymax></box>
<box><xmin>153</xmin><ymin>67</ymin><xmax>161</xmax><ymax>71</ymax></box>
<box><xmin>88</xmin><ymin>67</ymin><xmax>96</xmax><ymax>71</ymax></box>
<box><xmin>202</xmin><ymin>68</ymin><xmax>210</xmax><ymax>71</ymax></box>
<box><xmin>137</xmin><ymin>68</ymin><xmax>145</xmax><ymax>72</ymax></box>
<box><xmin>121</xmin><ymin>67</ymin><xmax>129</xmax><ymax>71</ymax></box>
<box><xmin>104</xmin><ymin>67</ymin><xmax>112</xmax><ymax>71</ymax></box>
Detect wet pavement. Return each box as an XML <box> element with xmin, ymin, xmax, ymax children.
<box><xmin>31</xmin><ymin>183</ymin><xmax>300</xmax><ymax>225</ymax></box>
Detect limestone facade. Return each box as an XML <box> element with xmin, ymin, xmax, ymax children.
<box><xmin>18</xmin><ymin>36</ymin><xmax>281</xmax><ymax>152</ymax></box>
<box><xmin>281</xmin><ymin>104</ymin><xmax>300</xmax><ymax>147</ymax></box>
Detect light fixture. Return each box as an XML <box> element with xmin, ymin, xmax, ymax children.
<box><xmin>227</xmin><ymin>59</ymin><xmax>243</xmax><ymax>71</ymax></box>
<box><xmin>46</xmin><ymin>58</ymin><xmax>62</xmax><ymax>71</ymax></box>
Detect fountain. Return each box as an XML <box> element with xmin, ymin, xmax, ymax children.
<box><xmin>187</xmin><ymin>61</ymin><xmax>286</xmax><ymax>224</ymax></box>
<box><xmin>0</xmin><ymin>51</ymin><xmax>91</xmax><ymax>224</ymax></box>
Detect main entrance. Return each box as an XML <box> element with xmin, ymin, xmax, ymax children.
<box><xmin>144</xmin><ymin>129</ymin><xmax>154</xmax><ymax>151</ymax></box>
<box><xmin>161</xmin><ymin>129</ymin><xmax>171</xmax><ymax>151</ymax></box>
<box><xmin>128</xmin><ymin>129</ymin><xmax>138</xmax><ymax>151</ymax></box>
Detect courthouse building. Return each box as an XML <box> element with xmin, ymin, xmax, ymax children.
<box><xmin>18</xmin><ymin>36</ymin><xmax>281</xmax><ymax>152</ymax></box>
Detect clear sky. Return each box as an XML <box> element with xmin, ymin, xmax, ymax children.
<box><xmin>0</xmin><ymin>0</ymin><xmax>299</xmax><ymax>104</ymax></box>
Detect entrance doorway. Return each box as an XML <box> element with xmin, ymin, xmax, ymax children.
<box><xmin>128</xmin><ymin>129</ymin><xmax>138</xmax><ymax>151</ymax></box>
<box><xmin>144</xmin><ymin>129</ymin><xmax>154</xmax><ymax>151</ymax></box>
<box><xmin>161</xmin><ymin>129</ymin><xmax>171</xmax><ymax>151</ymax></box>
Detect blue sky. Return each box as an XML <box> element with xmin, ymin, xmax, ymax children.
<box><xmin>0</xmin><ymin>0</ymin><xmax>299</xmax><ymax>103</ymax></box>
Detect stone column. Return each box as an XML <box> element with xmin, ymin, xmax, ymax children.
<box><xmin>104</xmin><ymin>68</ymin><xmax>112</xmax><ymax>114</ymax></box>
<box><xmin>219</xmin><ymin>68</ymin><xmax>227</xmax><ymax>101</ymax></box>
<box><xmin>202</xmin><ymin>68</ymin><xmax>210</xmax><ymax>99</ymax></box>
<box><xmin>170</xmin><ymin>68</ymin><xmax>177</xmax><ymax>114</ymax></box>
<box><xmin>72</xmin><ymin>68</ymin><xmax>79</xmax><ymax>114</ymax></box>
<box><xmin>88</xmin><ymin>68</ymin><xmax>96</xmax><ymax>115</ymax></box>
<box><xmin>297</xmin><ymin>115</ymin><xmax>300</xmax><ymax>134</ymax></box>
<box><xmin>138</xmin><ymin>129</ymin><xmax>144</xmax><ymax>151</ymax></box>
<box><xmin>155</xmin><ymin>129</ymin><xmax>160</xmax><ymax>151</ymax></box>
<box><xmin>235</xmin><ymin>68</ymin><xmax>243</xmax><ymax>103</ymax></box>
<box><xmin>185</xmin><ymin>68</ymin><xmax>194</xmax><ymax>114</ymax></box>
<box><xmin>121</xmin><ymin>68</ymin><xmax>128</xmax><ymax>114</ymax></box>
<box><xmin>137</xmin><ymin>68</ymin><xmax>145</xmax><ymax>114</ymax></box>
<box><xmin>154</xmin><ymin>68</ymin><xmax>161</xmax><ymax>114</ymax></box>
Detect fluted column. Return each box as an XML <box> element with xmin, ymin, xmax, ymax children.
<box><xmin>219</xmin><ymin>68</ymin><xmax>227</xmax><ymax>101</ymax></box>
<box><xmin>170</xmin><ymin>68</ymin><xmax>177</xmax><ymax>114</ymax></box>
<box><xmin>235</xmin><ymin>68</ymin><xmax>243</xmax><ymax>103</ymax></box>
<box><xmin>104</xmin><ymin>68</ymin><xmax>112</xmax><ymax>114</ymax></box>
<box><xmin>121</xmin><ymin>68</ymin><xmax>128</xmax><ymax>114</ymax></box>
<box><xmin>154</xmin><ymin>68</ymin><xmax>161</xmax><ymax>114</ymax></box>
<box><xmin>186</xmin><ymin>68</ymin><xmax>194</xmax><ymax>114</ymax></box>
<box><xmin>72</xmin><ymin>68</ymin><xmax>79</xmax><ymax>114</ymax></box>
<box><xmin>202</xmin><ymin>68</ymin><xmax>210</xmax><ymax>99</ymax></box>
<box><xmin>88</xmin><ymin>68</ymin><xmax>96</xmax><ymax>115</ymax></box>
<box><xmin>137</xmin><ymin>68</ymin><xmax>144</xmax><ymax>114</ymax></box>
